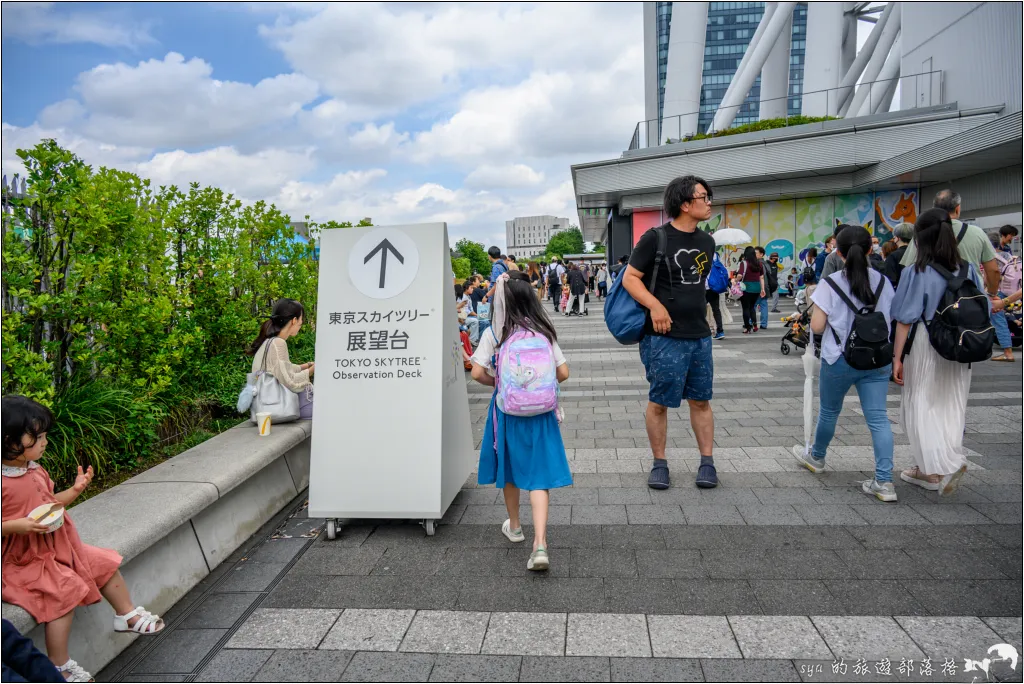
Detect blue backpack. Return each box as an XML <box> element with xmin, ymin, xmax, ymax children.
<box><xmin>707</xmin><ymin>253</ymin><xmax>729</xmax><ymax>294</ymax></box>
<box><xmin>604</xmin><ymin>226</ymin><xmax>667</xmax><ymax>345</ymax></box>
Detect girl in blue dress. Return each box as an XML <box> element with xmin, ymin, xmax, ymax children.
<box><xmin>470</xmin><ymin>270</ymin><xmax>571</xmax><ymax>571</ymax></box>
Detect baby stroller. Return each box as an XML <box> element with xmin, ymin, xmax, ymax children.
<box><xmin>780</xmin><ymin>303</ymin><xmax>811</xmax><ymax>355</ymax></box>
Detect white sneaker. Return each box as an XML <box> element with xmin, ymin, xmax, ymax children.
<box><xmin>861</xmin><ymin>479</ymin><xmax>898</xmax><ymax>502</ymax></box>
<box><xmin>527</xmin><ymin>547</ymin><xmax>549</xmax><ymax>571</ymax></box>
<box><xmin>501</xmin><ymin>519</ymin><xmax>525</xmax><ymax>543</ymax></box>
<box><xmin>792</xmin><ymin>445</ymin><xmax>826</xmax><ymax>473</ymax></box>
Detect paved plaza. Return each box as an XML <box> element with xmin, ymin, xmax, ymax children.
<box><xmin>100</xmin><ymin>299</ymin><xmax>1023</xmax><ymax>683</ymax></box>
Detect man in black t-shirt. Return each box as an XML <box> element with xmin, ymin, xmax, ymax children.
<box><xmin>622</xmin><ymin>175</ymin><xmax>718</xmax><ymax>490</ymax></box>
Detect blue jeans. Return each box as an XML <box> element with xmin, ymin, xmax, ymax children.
<box><xmin>757</xmin><ymin>295</ymin><xmax>769</xmax><ymax>327</ymax></box>
<box><xmin>813</xmin><ymin>356</ymin><xmax>894</xmax><ymax>483</ymax></box>
<box><xmin>992</xmin><ymin>290</ymin><xmax>1012</xmax><ymax>349</ymax></box>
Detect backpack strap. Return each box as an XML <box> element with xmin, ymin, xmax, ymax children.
<box><xmin>647</xmin><ymin>225</ymin><xmax>668</xmax><ymax>297</ymax></box>
<box><xmin>956</xmin><ymin>222</ymin><xmax>969</xmax><ymax>243</ymax></box>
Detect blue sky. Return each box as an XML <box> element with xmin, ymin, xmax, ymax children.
<box><xmin>1</xmin><ymin>2</ymin><xmax>644</xmax><ymax>247</ymax></box>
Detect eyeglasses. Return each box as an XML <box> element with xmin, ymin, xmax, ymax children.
<box><xmin>688</xmin><ymin>194</ymin><xmax>713</xmax><ymax>205</ymax></box>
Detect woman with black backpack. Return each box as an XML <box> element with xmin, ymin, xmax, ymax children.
<box><xmin>891</xmin><ymin>208</ymin><xmax>991</xmax><ymax>496</ymax></box>
<box><xmin>792</xmin><ymin>225</ymin><xmax>897</xmax><ymax>501</ymax></box>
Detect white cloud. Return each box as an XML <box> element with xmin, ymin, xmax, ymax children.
<box><xmin>1</xmin><ymin>122</ymin><xmax>152</xmax><ymax>178</ymax></box>
<box><xmin>58</xmin><ymin>53</ymin><xmax>319</xmax><ymax>148</ymax></box>
<box><xmin>1</xmin><ymin>2</ymin><xmax>154</xmax><ymax>48</ymax></box>
<box><xmin>349</xmin><ymin>122</ymin><xmax>408</xmax><ymax>151</ymax></box>
<box><xmin>464</xmin><ymin>163</ymin><xmax>544</xmax><ymax>189</ymax></box>
<box><xmin>137</xmin><ymin>147</ymin><xmax>315</xmax><ymax>198</ymax></box>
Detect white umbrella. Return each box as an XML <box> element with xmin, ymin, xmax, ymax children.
<box><xmin>713</xmin><ymin>228</ymin><xmax>752</xmax><ymax>246</ymax></box>
<box><xmin>801</xmin><ymin>341</ymin><xmax>817</xmax><ymax>456</ymax></box>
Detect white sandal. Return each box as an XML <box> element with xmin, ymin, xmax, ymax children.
<box><xmin>57</xmin><ymin>659</ymin><xmax>93</xmax><ymax>682</ymax></box>
<box><xmin>114</xmin><ymin>606</ymin><xmax>165</xmax><ymax>634</ymax></box>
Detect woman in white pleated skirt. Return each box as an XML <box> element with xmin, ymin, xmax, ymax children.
<box><xmin>891</xmin><ymin>209</ymin><xmax>988</xmax><ymax>495</ymax></box>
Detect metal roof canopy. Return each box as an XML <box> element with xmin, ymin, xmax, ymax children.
<box><xmin>572</xmin><ymin>104</ymin><xmax>1015</xmax><ymax>218</ymax></box>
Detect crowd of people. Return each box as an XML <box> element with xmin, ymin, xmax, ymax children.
<box><xmin>2</xmin><ymin>174</ymin><xmax>1019</xmax><ymax>674</ymax></box>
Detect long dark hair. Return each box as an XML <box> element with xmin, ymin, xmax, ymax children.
<box><xmin>741</xmin><ymin>246</ymin><xmax>761</xmax><ymax>273</ymax></box>
<box><xmin>498</xmin><ymin>271</ymin><xmax>558</xmax><ymax>346</ymax></box>
<box><xmin>913</xmin><ymin>208</ymin><xmax>963</xmax><ymax>273</ymax></box>
<box><xmin>248</xmin><ymin>298</ymin><xmax>304</xmax><ymax>355</ymax></box>
<box><xmin>836</xmin><ymin>225</ymin><xmax>876</xmax><ymax>304</ymax></box>
<box><xmin>2</xmin><ymin>395</ymin><xmax>54</xmax><ymax>461</ymax></box>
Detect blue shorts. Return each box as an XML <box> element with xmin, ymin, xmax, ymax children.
<box><xmin>639</xmin><ymin>334</ymin><xmax>714</xmax><ymax>408</ymax></box>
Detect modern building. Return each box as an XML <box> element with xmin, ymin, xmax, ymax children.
<box><xmin>579</xmin><ymin>2</ymin><xmax>1022</xmax><ymax>268</ymax></box>
<box><xmin>645</xmin><ymin>2</ymin><xmax>808</xmax><ymax>142</ymax></box>
<box><xmin>504</xmin><ymin>215</ymin><xmax>573</xmax><ymax>259</ymax></box>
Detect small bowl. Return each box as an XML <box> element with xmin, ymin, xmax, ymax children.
<box><xmin>28</xmin><ymin>504</ymin><xmax>64</xmax><ymax>533</ymax></box>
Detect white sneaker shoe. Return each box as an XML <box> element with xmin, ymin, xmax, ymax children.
<box><xmin>862</xmin><ymin>479</ymin><xmax>898</xmax><ymax>502</ymax></box>
<box><xmin>527</xmin><ymin>547</ymin><xmax>549</xmax><ymax>571</ymax></box>
<box><xmin>502</xmin><ymin>519</ymin><xmax>525</xmax><ymax>543</ymax></box>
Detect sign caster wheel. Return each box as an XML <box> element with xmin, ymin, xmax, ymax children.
<box><xmin>326</xmin><ymin>519</ymin><xmax>338</xmax><ymax>540</ymax></box>
<box><xmin>423</xmin><ymin>519</ymin><xmax>436</xmax><ymax>536</ymax></box>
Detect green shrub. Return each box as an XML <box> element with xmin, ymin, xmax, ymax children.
<box><xmin>666</xmin><ymin>115</ymin><xmax>838</xmax><ymax>144</ymax></box>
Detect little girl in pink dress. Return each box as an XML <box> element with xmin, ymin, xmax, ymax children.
<box><xmin>2</xmin><ymin>396</ymin><xmax>165</xmax><ymax>682</ymax></box>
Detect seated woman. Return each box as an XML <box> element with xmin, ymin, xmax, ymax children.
<box><xmin>248</xmin><ymin>298</ymin><xmax>315</xmax><ymax>420</ymax></box>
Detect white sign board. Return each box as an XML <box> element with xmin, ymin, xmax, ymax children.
<box><xmin>308</xmin><ymin>223</ymin><xmax>475</xmax><ymax>520</ymax></box>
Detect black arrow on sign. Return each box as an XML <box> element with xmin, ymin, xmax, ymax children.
<box><xmin>363</xmin><ymin>238</ymin><xmax>405</xmax><ymax>288</ymax></box>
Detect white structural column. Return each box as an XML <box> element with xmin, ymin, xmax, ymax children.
<box><xmin>709</xmin><ymin>1</ymin><xmax>797</xmax><ymax>132</ymax></box>
<box><xmin>836</xmin><ymin>2</ymin><xmax>896</xmax><ymax>116</ymax></box>
<box><xmin>841</xmin><ymin>3</ymin><xmax>859</xmax><ymax>78</ymax></box>
<box><xmin>846</xmin><ymin>3</ymin><xmax>902</xmax><ymax>117</ymax></box>
<box><xmin>860</xmin><ymin>35</ymin><xmax>902</xmax><ymax>115</ymax></box>
<box><xmin>802</xmin><ymin>1</ymin><xmax>845</xmax><ymax>116</ymax></box>
<box><xmin>759</xmin><ymin>5</ymin><xmax>792</xmax><ymax>120</ymax></box>
<box><xmin>660</xmin><ymin>1</ymin><xmax>709</xmax><ymax>141</ymax></box>
<box><xmin>719</xmin><ymin>2</ymin><xmax>778</xmax><ymax>122</ymax></box>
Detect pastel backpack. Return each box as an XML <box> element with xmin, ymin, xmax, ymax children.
<box><xmin>494</xmin><ymin>328</ymin><xmax>559</xmax><ymax>417</ymax></box>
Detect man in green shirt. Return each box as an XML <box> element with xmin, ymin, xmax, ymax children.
<box><xmin>900</xmin><ymin>190</ymin><xmax>1000</xmax><ymax>295</ymax></box>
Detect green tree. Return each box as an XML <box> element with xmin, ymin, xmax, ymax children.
<box><xmin>454</xmin><ymin>238</ymin><xmax>490</xmax><ymax>275</ymax></box>
<box><xmin>588</xmin><ymin>242</ymin><xmax>607</xmax><ymax>254</ymax></box>
<box><xmin>544</xmin><ymin>226</ymin><xmax>584</xmax><ymax>259</ymax></box>
<box><xmin>451</xmin><ymin>256</ymin><xmax>472</xmax><ymax>280</ymax></box>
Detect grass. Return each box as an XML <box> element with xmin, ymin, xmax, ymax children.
<box><xmin>666</xmin><ymin>115</ymin><xmax>838</xmax><ymax>144</ymax></box>
<box><xmin>71</xmin><ymin>416</ymin><xmax>242</xmax><ymax>506</ymax></box>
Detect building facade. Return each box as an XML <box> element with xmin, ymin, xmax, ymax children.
<box><xmin>504</xmin><ymin>215</ymin><xmax>572</xmax><ymax>260</ymax></box>
<box><xmin>645</xmin><ymin>1</ymin><xmax>807</xmax><ymax>140</ymax></box>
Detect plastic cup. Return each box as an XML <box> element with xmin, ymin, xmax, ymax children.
<box><xmin>256</xmin><ymin>412</ymin><xmax>272</xmax><ymax>436</ymax></box>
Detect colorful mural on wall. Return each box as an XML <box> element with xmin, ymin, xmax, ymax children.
<box><xmin>874</xmin><ymin>189</ymin><xmax>919</xmax><ymax>242</ymax></box>
<box><xmin>628</xmin><ymin>190</ymin><xmax>919</xmax><ymax>264</ymax></box>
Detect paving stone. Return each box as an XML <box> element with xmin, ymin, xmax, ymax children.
<box><xmin>970</xmin><ymin>503</ymin><xmax>1024</xmax><ymax>524</ymax></box>
<box><xmin>252</xmin><ymin>649</ymin><xmax>354</xmax><ymax>682</ymax></box>
<box><xmin>662</xmin><ymin>580</ymin><xmax>760</xmax><ymax>615</ymax></box>
<box><xmin>572</xmin><ymin>473</ymin><xmax>623</xmax><ymax>488</ymax></box>
<box><xmin>519</xmin><ymin>655</ymin><xmax>609</xmax><ymax>682</ymax></box>
<box><xmin>849</xmin><ymin>505</ymin><xmax>930</xmax><ymax>526</ymax></box>
<box><xmin>823</xmin><ymin>580</ymin><xmax>930</xmax><ymax>616</ymax></box>
<box><xmin>570</xmin><ymin>548</ymin><xmax>638</xmax><ymax>578</ymax></box>
<box><xmin>319</xmin><ymin>575</ymin><xmax>460</xmax><ymax>610</ymax></box>
<box><xmin>729</xmin><ymin>615</ymin><xmax>833</xmax><ymax>659</ymax></box>
<box><xmin>340</xmin><ymin>652</ymin><xmax>435</xmax><ymax>682</ymax></box>
<box><xmin>456</xmin><ymin>577</ymin><xmax>606</xmax><ymax>613</ymax></box>
<box><xmin>895</xmin><ymin>616</ymin><xmax>1003</xmax><ymax>659</ymax></box>
<box><xmin>565</xmin><ymin>613</ymin><xmax>651</xmax><ymax>657</ymax></box>
<box><xmin>902</xmin><ymin>580</ymin><xmax>1023</xmax><ymax>616</ymax></box>
<box><xmin>550</xmin><ymin>488</ymin><xmax>601</xmax><ymax>505</ymax></box>
<box><xmin>910</xmin><ymin>503</ymin><xmax>996</xmax><ymax>525</ymax></box>
<box><xmin>372</xmin><ymin>547</ymin><xmax>448</xmax><ymax>575</ymax></box>
<box><xmin>438</xmin><ymin>548</ymin><xmax>510</xmax><ymax>576</ymax></box>
<box><xmin>834</xmin><ymin>550</ymin><xmax>931</xmax><ymax>580</ymax></box>
<box><xmin>454</xmin><ymin>489</ymin><xmax>501</xmax><ymax>505</ymax></box>
<box><xmin>905</xmin><ymin>549</ymin><xmax>1008</xmax><ymax>579</ymax></box>
<box><xmin>194</xmin><ymin>648</ymin><xmax>273</xmax><ymax>682</ymax></box>
<box><xmin>792</xmin><ymin>504</ymin><xmax>869</xmax><ymax>526</ymax></box>
<box><xmin>427</xmin><ymin>654</ymin><xmax>521</xmax><ymax>682</ymax></box>
<box><xmin>320</xmin><ymin>608</ymin><xmax>415</xmax><ymax>651</ymax></box>
<box><xmin>598</xmin><ymin>488</ymin><xmax>652</xmax><ymax>505</ymax></box>
<box><xmin>700</xmin><ymin>658</ymin><xmax>801</xmax><ymax>682</ymax></box>
<box><xmin>680</xmin><ymin>504</ymin><xmax>746</xmax><ymax>525</ymax></box>
<box><xmin>291</xmin><ymin>547</ymin><xmax>387</xmax><ymax>575</ymax></box>
<box><xmin>660</xmin><ymin>525</ymin><xmax>730</xmax><ymax>549</ymax></box>
<box><xmin>461</xmin><ymin>505</ymin><xmax>515</xmax><ymax>525</ymax></box>
<box><xmin>135</xmin><ymin>629</ymin><xmax>228</xmax><ymax>674</ymax></box>
<box><xmin>750</xmin><ymin>580</ymin><xmax>846</xmax><ymax>614</ymax></box>
<box><xmin>602</xmin><ymin>524</ymin><xmax>665</xmax><ymax>549</ymax></box>
<box><xmin>216</xmin><ymin>561</ymin><xmax>287</xmax><ymax>592</ymax></box>
<box><xmin>646</xmin><ymin>615</ymin><xmax>741</xmax><ymax>658</ymax></box>
<box><xmin>249</xmin><ymin>538</ymin><xmax>310</xmax><ymax>564</ymax></box>
<box><xmin>737</xmin><ymin>504</ymin><xmax>806</xmax><ymax>525</ymax></box>
<box><xmin>982</xmin><ymin>616</ymin><xmax>1023</xmax><ymax>647</ymax></box>
<box><xmin>811</xmin><ymin>616</ymin><xmax>925</xmax><ymax>660</ymax></box>
<box><xmin>227</xmin><ymin>609</ymin><xmax>340</xmax><ymax>649</ymax></box>
<box><xmin>625</xmin><ymin>504</ymin><xmax>687</xmax><ymax>524</ymax></box>
<box><xmin>399</xmin><ymin>610</ymin><xmax>490</xmax><ymax>654</ymax></box>
<box><xmin>480</xmin><ymin>612</ymin><xmax>566</xmax><ymax>656</ymax></box>
<box><xmin>183</xmin><ymin>592</ymin><xmax>260</xmax><ymax>629</ymax></box>
<box><xmin>571</xmin><ymin>505</ymin><xmax>627</xmax><ymax>525</ymax></box>
<box><xmin>635</xmin><ymin>550</ymin><xmax>705</xmax><ymax>579</ymax></box>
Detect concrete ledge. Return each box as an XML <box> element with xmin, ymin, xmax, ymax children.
<box><xmin>1</xmin><ymin>419</ymin><xmax>311</xmax><ymax>673</ymax></box>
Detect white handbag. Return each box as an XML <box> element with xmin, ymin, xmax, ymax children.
<box><xmin>246</xmin><ymin>341</ymin><xmax>300</xmax><ymax>424</ymax></box>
